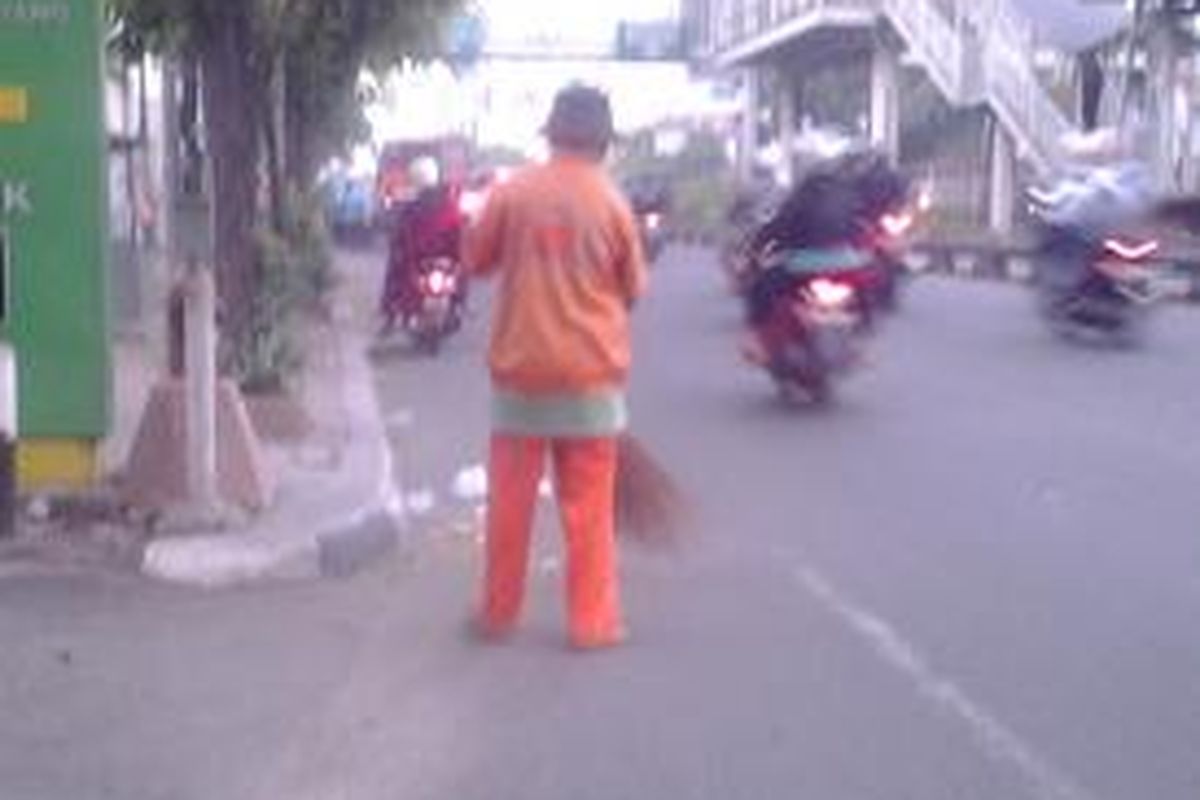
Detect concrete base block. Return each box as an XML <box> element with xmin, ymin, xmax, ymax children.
<box><xmin>121</xmin><ymin>378</ymin><xmax>274</xmax><ymax>513</ymax></box>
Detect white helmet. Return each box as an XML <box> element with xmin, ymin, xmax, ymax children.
<box><xmin>408</xmin><ymin>156</ymin><xmax>441</xmax><ymax>191</ymax></box>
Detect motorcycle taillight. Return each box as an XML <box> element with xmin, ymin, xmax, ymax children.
<box><xmin>1102</xmin><ymin>237</ymin><xmax>1160</xmax><ymax>262</ymax></box>
<box><xmin>425</xmin><ymin>270</ymin><xmax>455</xmax><ymax>296</ymax></box>
<box><xmin>880</xmin><ymin>211</ymin><xmax>914</xmax><ymax>238</ymax></box>
<box><xmin>807</xmin><ymin>278</ymin><xmax>855</xmax><ymax>308</ymax></box>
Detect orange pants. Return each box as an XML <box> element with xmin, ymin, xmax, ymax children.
<box><xmin>480</xmin><ymin>434</ymin><xmax>623</xmax><ymax>646</ymax></box>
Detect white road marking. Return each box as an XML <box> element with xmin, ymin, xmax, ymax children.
<box><xmin>794</xmin><ymin>564</ymin><xmax>1100</xmax><ymax>800</ymax></box>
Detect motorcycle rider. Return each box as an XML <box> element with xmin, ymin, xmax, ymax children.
<box><xmin>380</xmin><ymin>156</ymin><xmax>466</xmax><ymax>332</ymax></box>
<box><xmin>1034</xmin><ymin>159</ymin><xmax>1154</xmax><ymax>310</ymax></box>
<box><xmin>740</xmin><ymin>151</ymin><xmax>908</xmax><ymax>362</ymax></box>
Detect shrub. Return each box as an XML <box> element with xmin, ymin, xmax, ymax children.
<box><xmin>231</xmin><ymin>189</ymin><xmax>332</xmax><ymax>394</ymax></box>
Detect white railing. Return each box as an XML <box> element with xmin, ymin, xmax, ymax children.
<box><xmin>983</xmin><ymin>38</ymin><xmax>1070</xmax><ymax>172</ymax></box>
<box><xmin>966</xmin><ymin>0</ymin><xmax>1036</xmax><ymax>57</ymax></box>
<box><xmin>967</xmin><ymin>0</ymin><xmax>1069</xmax><ymax>171</ymax></box>
<box><xmin>881</xmin><ymin>0</ymin><xmax>963</xmax><ymax>102</ymax></box>
<box><xmin>710</xmin><ymin>0</ymin><xmax>878</xmax><ymax>53</ymax></box>
<box><xmin>884</xmin><ymin>0</ymin><xmax>1070</xmax><ymax>172</ymax></box>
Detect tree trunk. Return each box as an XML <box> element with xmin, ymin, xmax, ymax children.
<box><xmin>263</xmin><ymin>50</ymin><xmax>286</xmax><ymax>234</ymax></box>
<box><xmin>283</xmin><ymin>63</ymin><xmax>317</xmax><ymax>192</ymax></box>
<box><xmin>199</xmin><ymin>5</ymin><xmax>264</xmax><ymax>358</ymax></box>
<box><xmin>179</xmin><ymin>54</ymin><xmax>204</xmax><ymax>199</ymax></box>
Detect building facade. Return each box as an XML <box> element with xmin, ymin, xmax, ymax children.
<box><xmin>681</xmin><ymin>0</ymin><xmax>1196</xmax><ymax>232</ymax></box>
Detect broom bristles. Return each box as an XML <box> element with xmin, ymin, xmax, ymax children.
<box><xmin>615</xmin><ymin>433</ymin><xmax>689</xmax><ymax>548</ymax></box>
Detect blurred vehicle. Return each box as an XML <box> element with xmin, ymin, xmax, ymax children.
<box><xmin>746</xmin><ymin>249</ymin><xmax>873</xmax><ymax>404</ymax></box>
<box><xmin>406</xmin><ymin>256</ymin><xmax>466</xmax><ymax>354</ymax></box>
<box><xmin>632</xmin><ymin>195</ymin><xmax>668</xmax><ymax>263</ymax></box>
<box><xmin>622</xmin><ymin>175</ymin><xmax>673</xmax><ymax>263</ymax></box>
<box><xmin>320</xmin><ymin>165</ymin><xmax>378</xmax><ymax>242</ymax></box>
<box><xmin>1028</xmin><ymin>162</ymin><xmax>1168</xmax><ymax>345</ymax></box>
<box><xmin>740</xmin><ymin>151</ymin><xmax>913</xmax><ymax>403</ymax></box>
<box><xmin>721</xmin><ymin>178</ymin><xmax>783</xmax><ymax>295</ymax></box>
<box><xmin>380</xmin><ymin>157</ymin><xmax>467</xmax><ymax>354</ymax></box>
<box><xmin>860</xmin><ymin>186</ymin><xmax>928</xmax><ymax>314</ymax></box>
<box><xmin>376</xmin><ymin>136</ymin><xmax>471</xmax><ymax>226</ymax></box>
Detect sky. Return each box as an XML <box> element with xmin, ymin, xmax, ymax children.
<box><xmin>1007</xmin><ymin>0</ymin><xmax>1129</xmax><ymax>51</ymax></box>
<box><xmin>481</xmin><ymin>0</ymin><xmax>681</xmax><ymax>51</ymax></box>
<box><xmin>367</xmin><ymin>0</ymin><xmax>712</xmax><ymax>151</ymax></box>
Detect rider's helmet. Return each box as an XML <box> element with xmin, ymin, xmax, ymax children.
<box><xmin>408</xmin><ymin>156</ymin><xmax>441</xmax><ymax>192</ymax></box>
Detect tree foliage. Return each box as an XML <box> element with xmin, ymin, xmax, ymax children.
<box><xmin>111</xmin><ymin>0</ymin><xmax>464</xmax><ymax>185</ymax></box>
<box><xmin>108</xmin><ymin>0</ymin><xmax>463</xmax><ymax>376</ymax></box>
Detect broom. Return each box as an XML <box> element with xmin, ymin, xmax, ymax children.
<box><xmin>615</xmin><ymin>433</ymin><xmax>689</xmax><ymax>548</ymax></box>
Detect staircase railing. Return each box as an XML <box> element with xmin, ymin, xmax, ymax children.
<box><xmin>982</xmin><ymin>36</ymin><xmax>1071</xmax><ymax>173</ymax></box>
<box><xmin>883</xmin><ymin>0</ymin><xmax>1071</xmax><ymax>173</ymax></box>
<box><xmin>880</xmin><ymin>0</ymin><xmax>964</xmax><ymax>102</ymax></box>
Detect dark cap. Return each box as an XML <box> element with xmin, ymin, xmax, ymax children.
<box><xmin>543</xmin><ymin>84</ymin><xmax>615</xmax><ymax>151</ymax></box>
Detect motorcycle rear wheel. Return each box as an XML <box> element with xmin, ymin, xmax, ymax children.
<box><xmin>774</xmin><ymin>340</ymin><xmax>833</xmax><ymax>406</ymax></box>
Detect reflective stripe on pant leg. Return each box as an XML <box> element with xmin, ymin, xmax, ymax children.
<box><xmin>552</xmin><ymin>437</ymin><xmax>622</xmax><ymax>644</ymax></box>
<box><xmin>481</xmin><ymin>434</ymin><xmax>546</xmax><ymax>631</ymax></box>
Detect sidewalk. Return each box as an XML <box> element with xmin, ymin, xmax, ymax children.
<box><xmin>0</xmin><ymin>250</ymin><xmax>405</xmax><ymax>587</ymax></box>
<box><xmin>139</xmin><ymin>251</ymin><xmax>404</xmax><ymax>587</ymax></box>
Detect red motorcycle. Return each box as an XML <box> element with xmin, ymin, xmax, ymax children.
<box><xmin>380</xmin><ymin>255</ymin><xmax>464</xmax><ymax>354</ymax></box>
<box><xmin>380</xmin><ymin>188</ymin><xmax>465</xmax><ymax>353</ymax></box>
<box><xmin>740</xmin><ymin>151</ymin><xmax>914</xmax><ymax>403</ymax></box>
<box><xmin>746</xmin><ymin>248</ymin><xmax>873</xmax><ymax>404</ymax></box>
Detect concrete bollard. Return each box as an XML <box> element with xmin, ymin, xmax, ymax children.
<box><xmin>0</xmin><ymin>342</ymin><xmax>15</xmax><ymax>538</ymax></box>
<box><xmin>183</xmin><ymin>268</ymin><xmax>218</xmax><ymax>512</ymax></box>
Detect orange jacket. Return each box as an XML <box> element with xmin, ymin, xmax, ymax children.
<box><xmin>464</xmin><ymin>155</ymin><xmax>648</xmax><ymax>394</ymax></box>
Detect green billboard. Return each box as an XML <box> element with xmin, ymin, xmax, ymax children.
<box><xmin>0</xmin><ymin>0</ymin><xmax>110</xmax><ymax>484</ymax></box>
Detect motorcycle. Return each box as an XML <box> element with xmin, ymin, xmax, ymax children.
<box><xmin>747</xmin><ymin>248</ymin><xmax>873</xmax><ymax>404</ymax></box>
<box><xmin>1028</xmin><ymin>164</ymin><xmax>1166</xmax><ymax>345</ymax></box>
<box><xmin>722</xmin><ymin>187</ymin><xmax>783</xmax><ymax>296</ymax></box>
<box><xmin>637</xmin><ymin>207</ymin><xmax>668</xmax><ymax>263</ymax></box>
<box><xmin>865</xmin><ymin>203</ymin><xmax>923</xmax><ymax>314</ymax></box>
<box><xmin>406</xmin><ymin>256</ymin><xmax>465</xmax><ymax>354</ymax></box>
<box><xmin>626</xmin><ymin>184</ymin><xmax>671</xmax><ymax>264</ymax></box>
<box><xmin>740</xmin><ymin>151</ymin><xmax>912</xmax><ymax>403</ymax></box>
<box><xmin>1032</xmin><ymin>227</ymin><xmax>1165</xmax><ymax>344</ymax></box>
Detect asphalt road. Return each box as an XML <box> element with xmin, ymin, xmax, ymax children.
<box><xmin>2</xmin><ymin>245</ymin><xmax>1199</xmax><ymax>800</ymax></box>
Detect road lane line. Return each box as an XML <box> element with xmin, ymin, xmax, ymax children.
<box><xmin>793</xmin><ymin>565</ymin><xmax>1100</xmax><ymax>800</ymax></box>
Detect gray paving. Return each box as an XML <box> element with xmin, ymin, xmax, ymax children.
<box><xmin>2</xmin><ymin>246</ymin><xmax>1199</xmax><ymax>800</ymax></box>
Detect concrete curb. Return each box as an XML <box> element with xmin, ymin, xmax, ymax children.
<box><xmin>139</xmin><ymin>322</ymin><xmax>407</xmax><ymax>588</ymax></box>
<box><xmin>909</xmin><ymin>244</ymin><xmax>1200</xmax><ymax>302</ymax></box>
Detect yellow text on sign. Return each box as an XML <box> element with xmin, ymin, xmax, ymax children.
<box><xmin>0</xmin><ymin>88</ymin><xmax>29</xmax><ymax>124</ymax></box>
